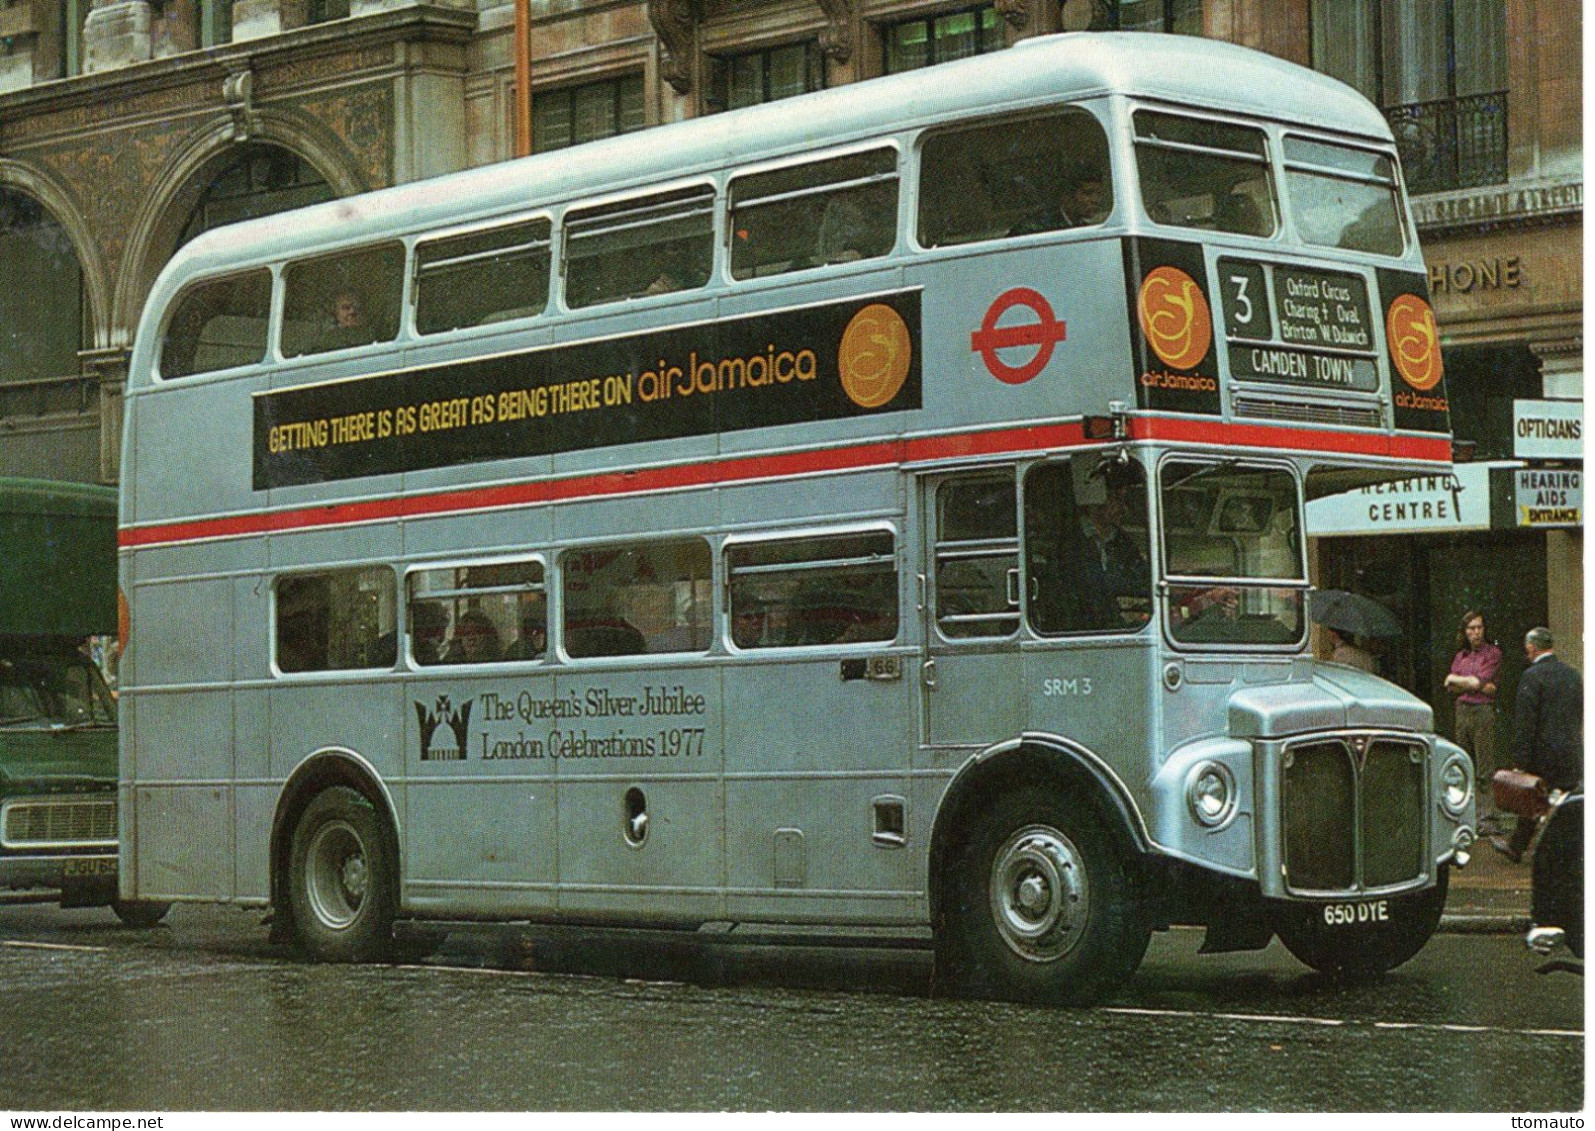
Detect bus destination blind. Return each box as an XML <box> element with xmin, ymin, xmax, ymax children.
<box><xmin>253</xmin><ymin>291</ymin><xmax>922</xmax><ymax>489</ymax></box>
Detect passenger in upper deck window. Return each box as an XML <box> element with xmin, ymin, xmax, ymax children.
<box><xmin>313</xmin><ymin>289</ymin><xmax>372</xmax><ymax>352</ymax></box>
<box><xmin>1009</xmin><ymin>172</ymin><xmax>1111</xmax><ymax>237</ymax></box>
<box><xmin>816</xmin><ymin>192</ymin><xmax>892</xmax><ymax>265</ymax></box>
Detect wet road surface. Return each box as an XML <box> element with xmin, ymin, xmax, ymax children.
<box><xmin>0</xmin><ymin>903</ymin><xmax>1581</xmax><ymax>1111</ymax></box>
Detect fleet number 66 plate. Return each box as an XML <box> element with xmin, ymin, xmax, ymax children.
<box><xmin>1321</xmin><ymin>900</ymin><xmax>1390</xmax><ymax>926</ymax></box>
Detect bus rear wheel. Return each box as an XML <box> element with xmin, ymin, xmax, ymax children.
<box><xmin>935</xmin><ymin>785</ymin><xmax>1150</xmax><ymax>1006</ymax></box>
<box><xmin>287</xmin><ymin>786</ymin><xmax>397</xmax><ymax>963</ymax></box>
<box><xmin>1273</xmin><ymin>866</ymin><xmax>1447</xmax><ymax>979</ymax></box>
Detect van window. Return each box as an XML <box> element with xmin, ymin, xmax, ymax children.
<box><xmin>275</xmin><ymin>567</ymin><xmax>396</xmax><ymax>673</ymax></box>
<box><xmin>564</xmin><ymin>187</ymin><xmax>715</xmax><ymax>308</ymax></box>
<box><xmin>729</xmin><ymin>148</ymin><xmax>898</xmax><ymax>279</ymax></box>
<box><xmin>160</xmin><ymin>269</ymin><xmax>272</xmax><ymax>379</ymax></box>
<box><xmin>562</xmin><ymin>540</ymin><xmax>712</xmax><ymax>657</ymax></box>
<box><xmin>1135</xmin><ymin>111</ymin><xmax>1276</xmax><ymax>237</ymax></box>
<box><xmin>281</xmin><ymin>242</ymin><xmax>405</xmax><ymax>357</ymax></box>
<box><xmin>919</xmin><ymin>108</ymin><xmax>1112</xmax><ymax>248</ymax></box>
<box><xmin>726</xmin><ymin>532</ymin><xmax>897</xmax><ymax>648</ymax></box>
<box><xmin>415</xmin><ymin>219</ymin><xmax>552</xmax><ymax>333</ymax></box>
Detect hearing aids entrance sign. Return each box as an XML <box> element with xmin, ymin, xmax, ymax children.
<box><xmin>253</xmin><ymin>292</ymin><xmax>921</xmax><ymax>489</ymax></box>
<box><xmin>1306</xmin><ymin>463</ymin><xmax>1494</xmax><ymax>536</ymax></box>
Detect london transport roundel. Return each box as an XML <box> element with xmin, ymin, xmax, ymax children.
<box><xmin>970</xmin><ymin>287</ymin><xmax>1068</xmax><ymax>385</ymax></box>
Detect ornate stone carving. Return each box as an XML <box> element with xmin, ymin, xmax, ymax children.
<box><xmin>815</xmin><ymin>0</ymin><xmax>854</xmax><ymax>62</ymax></box>
<box><xmin>648</xmin><ymin>0</ymin><xmax>698</xmax><ymax>95</ymax></box>
<box><xmin>224</xmin><ymin>69</ymin><xmax>257</xmax><ymax>142</ymax></box>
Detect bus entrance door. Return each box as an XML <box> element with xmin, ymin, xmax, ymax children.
<box><xmin>920</xmin><ymin>472</ymin><xmax>1025</xmax><ymax>755</ymax></box>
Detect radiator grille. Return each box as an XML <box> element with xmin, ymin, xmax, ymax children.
<box><xmin>1281</xmin><ymin>735</ymin><xmax>1426</xmax><ymax>894</ymax></box>
<box><xmin>1233</xmin><ymin>396</ymin><xmax>1383</xmax><ymax>430</ymax></box>
<box><xmin>1</xmin><ymin>797</ymin><xmax>117</xmax><ymax>849</ymax></box>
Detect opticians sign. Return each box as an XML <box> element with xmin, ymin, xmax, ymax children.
<box><xmin>1306</xmin><ymin>463</ymin><xmax>1495</xmax><ymax>536</ymax></box>
<box><xmin>1512</xmin><ymin>399</ymin><xmax>1583</xmax><ymax>461</ymax></box>
<box><xmin>1515</xmin><ymin>468</ymin><xmax>1582</xmax><ymax>528</ymax></box>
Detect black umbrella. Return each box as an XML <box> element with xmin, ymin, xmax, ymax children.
<box><xmin>1309</xmin><ymin>589</ymin><xmax>1402</xmax><ymax>638</ymax></box>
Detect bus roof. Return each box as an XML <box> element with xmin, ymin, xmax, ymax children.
<box><xmin>0</xmin><ymin>478</ymin><xmax>117</xmax><ymax>637</ymax></box>
<box><xmin>152</xmin><ymin>33</ymin><xmax>1389</xmax><ymax>290</ymax></box>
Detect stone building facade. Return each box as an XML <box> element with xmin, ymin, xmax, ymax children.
<box><xmin>0</xmin><ymin>0</ymin><xmax>1580</xmax><ymax>686</ymax></box>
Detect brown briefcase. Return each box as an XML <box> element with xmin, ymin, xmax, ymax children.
<box><xmin>1491</xmin><ymin>768</ymin><xmax>1551</xmax><ymax>818</ymax></box>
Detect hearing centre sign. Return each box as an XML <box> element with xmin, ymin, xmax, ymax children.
<box><xmin>1305</xmin><ymin>463</ymin><xmax>1495</xmax><ymax>536</ymax></box>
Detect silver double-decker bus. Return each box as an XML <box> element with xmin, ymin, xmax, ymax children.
<box><xmin>118</xmin><ymin>32</ymin><xmax>1475</xmax><ymax>1004</ymax></box>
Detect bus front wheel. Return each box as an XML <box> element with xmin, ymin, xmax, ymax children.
<box><xmin>935</xmin><ymin>785</ymin><xmax>1150</xmax><ymax>1006</ymax></box>
<box><xmin>287</xmin><ymin>786</ymin><xmax>397</xmax><ymax>963</ymax></box>
<box><xmin>1273</xmin><ymin>866</ymin><xmax>1447</xmax><ymax>979</ymax></box>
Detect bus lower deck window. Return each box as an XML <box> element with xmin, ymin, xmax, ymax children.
<box><xmin>726</xmin><ymin>532</ymin><xmax>898</xmax><ymax>649</ymax></box>
<box><xmin>275</xmin><ymin>568</ymin><xmax>396</xmax><ymax>673</ymax></box>
<box><xmin>562</xmin><ymin>540</ymin><xmax>712</xmax><ymax>658</ymax></box>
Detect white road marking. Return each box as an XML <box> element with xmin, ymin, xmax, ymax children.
<box><xmin>1103</xmin><ymin>1005</ymin><xmax>1581</xmax><ymax>1039</ymax></box>
<box><xmin>1</xmin><ymin>939</ymin><xmax>108</xmax><ymax>953</ymax></box>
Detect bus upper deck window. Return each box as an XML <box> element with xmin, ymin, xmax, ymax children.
<box><xmin>281</xmin><ymin>242</ymin><xmax>405</xmax><ymax>358</ymax></box>
<box><xmin>729</xmin><ymin>148</ymin><xmax>898</xmax><ymax>280</ymax></box>
<box><xmin>159</xmin><ymin>269</ymin><xmax>271</xmax><ymax>379</ymax></box>
<box><xmin>1283</xmin><ymin>136</ymin><xmax>1405</xmax><ymax>257</ymax></box>
<box><xmin>564</xmin><ymin>186</ymin><xmax>714</xmax><ymax>309</ymax></box>
<box><xmin>918</xmin><ymin>108</ymin><xmax>1112</xmax><ymax>249</ymax></box>
<box><xmin>1134</xmin><ymin>111</ymin><xmax>1276</xmax><ymax>238</ymax></box>
<box><xmin>415</xmin><ymin>219</ymin><xmax>552</xmax><ymax>334</ymax></box>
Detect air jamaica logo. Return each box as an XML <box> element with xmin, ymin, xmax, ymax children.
<box><xmin>1137</xmin><ymin>266</ymin><xmax>1213</xmax><ymax>371</ymax></box>
<box><xmin>838</xmin><ymin>303</ymin><xmax>912</xmax><ymax>408</ymax></box>
<box><xmin>1385</xmin><ymin>294</ymin><xmax>1444</xmax><ymax>392</ymax></box>
<box><xmin>416</xmin><ymin>695</ymin><xmax>472</xmax><ymax>762</ymax></box>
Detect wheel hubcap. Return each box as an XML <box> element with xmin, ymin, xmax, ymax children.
<box><xmin>989</xmin><ymin>824</ymin><xmax>1088</xmax><ymax>963</ymax></box>
<box><xmin>306</xmin><ymin>820</ymin><xmax>367</xmax><ymax>930</ymax></box>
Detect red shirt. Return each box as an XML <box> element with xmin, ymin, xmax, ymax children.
<box><xmin>1449</xmin><ymin>642</ymin><xmax>1502</xmax><ymax>705</ymax></box>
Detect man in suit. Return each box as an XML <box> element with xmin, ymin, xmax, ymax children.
<box><xmin>1494</xmin><ymin>626</ymin><xmax>1583</xmax><ymax>862</ymax></box>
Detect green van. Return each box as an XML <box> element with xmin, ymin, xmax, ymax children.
<box><xmin>0</xmin><ymin>478</ymin><xmax>166</xmax><ymax>925</ymax></box>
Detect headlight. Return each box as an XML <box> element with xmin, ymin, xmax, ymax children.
<box><xmin>1186</xmin><ymin>761</ymin><xmax>1237</xmax><ymax>828</ymax></box>
<box><xmin>1440</xmin><ymin>755</ymin><xmax>1472</xmax><ymax>816</ymax></box>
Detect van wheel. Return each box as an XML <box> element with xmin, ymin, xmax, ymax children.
<box><xmin>288</xmin><ymin>786</ymin><xmax>397</xmax><ymax>962</ymax></box>
<box><xmin>935</xmin><ymin>784</ymin><xmax>1150</xmax><ymax>1006</ymax></box>
<box><xmin>1274</xmin><ymin>866</ymin><xmax>1447</xmax><ymax>979</ymax></box>
<box><xmin>112</xmin><ymin>900</ymin><xmax>171</xmax><ymax>928</ymax></box>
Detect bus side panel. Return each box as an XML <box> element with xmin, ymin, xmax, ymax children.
<box><xmin>1022</xmin><ymin>637</ymin><xmax>1161</xmax><ymax>817</ymax></box>
<box><xmin>551</xmin><ymin>665</ymin><xmax>724</xmax><ymax>923</ymax></box>
<box><xmin>907</xmin><ymin>241</ymin><xmax>1136</xmax><ymax>429</ymax></box>
<box><xmin>722</xmin><ymin>655</ymin><xmax>918</xmax><ymax>924</ymax></box>
<box><xmin>127</xmin><ymin>695</ymin><xmax>235</xmax><ymax>900</ymax></box>
<box><xmin>129</xmin><ymin>381</ymin><xmax>260</xmax><ymax>524</ymax></box>
<box><xmin>402</xmin><ymin>668</ymin><xmax>560</xmax><ymax>917</ymax></box>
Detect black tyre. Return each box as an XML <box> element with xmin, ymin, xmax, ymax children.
<box><xmin>112</xmin><ymin>900</ymin><xmax>172</xmax><ymax>928</ymax></box>
<box><xmin>935</xmin><ymin>784</ymin><xmax>1151</xmax><ymax>1006</ymax></box>
<box><xmin>287</xmin><ymin>786</ymin><xmax>397</xmax><ymax>962</ymax></box>
<box><xmin>1274</xmin><ymin>866</ymin><xmax>1448</xmax><ymax>979</ymax></box>
<box><xmin>1532</xmin><ymin>799</ymin><xmax>1582</xmax><ymax>958</ymax></box>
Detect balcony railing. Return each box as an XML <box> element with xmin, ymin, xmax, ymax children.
<box><xmin>1385</xmin><ymin>91</ymin><xmax>1508</xmax><ymax>196</ymax></box>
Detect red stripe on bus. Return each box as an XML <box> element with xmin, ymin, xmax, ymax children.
<box><xmin>119</xmin><ymin>419</ymin><xmax>1448</xmax><ymax>549</ymax></box>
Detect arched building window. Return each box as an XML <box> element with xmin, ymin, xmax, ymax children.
<box><xmin>0</xmin><ymin>188</ymin><xmax>85</xmax><ymax>407</ymax></box>
<box><xmin>176</xmin><ymin>143</ymin><xmax>334</xmax><ymax>248</ymax></box>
